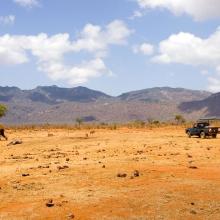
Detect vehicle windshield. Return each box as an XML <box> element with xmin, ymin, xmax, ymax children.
<box><xmin>194</xmin><ymin>122</ymin><xmax>209</xmax><ymax>128</ymax></box>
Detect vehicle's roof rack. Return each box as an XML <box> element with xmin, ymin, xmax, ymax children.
<box><xmin>197</xmin><ymin>117</ymin><xmax>220</xmax><ymax>122</ymax></box>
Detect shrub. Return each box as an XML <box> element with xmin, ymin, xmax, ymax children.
<box><xmin>0</xmin><ymin>104</ymin><xmax>7</xmax><ymax>118</ymax></box>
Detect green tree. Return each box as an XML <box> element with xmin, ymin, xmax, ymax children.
<box><xmin>75</xmin><ymin>117</ymin><xmax>83</xmax><ymax>129</ymax></box>
<box><xmin>0</xmin><ymin>104</ymin><xmax>7</xmax><ymax>118</ymax></box>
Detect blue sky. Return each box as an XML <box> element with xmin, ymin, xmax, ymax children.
<box><xmin>1</xmin><ymin>0</ymin><xmax>220</xmax><ymax>95</ymax></box>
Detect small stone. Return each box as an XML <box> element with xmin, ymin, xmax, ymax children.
<box><xmin>117</xmin><ymin>173</ymin><xmax>127</xmax><ymax>178</ymax></box>
<box><xmin>46</xmin><ymin>199</ymin><xmax>54</xmax><ymax>207</ymax></box>
<box><xmin>188</xmin><ymin>166</ymin><xmax>198</xmax><ymax>169</ymax></box>
<box><xmin>187</xmin><ymin>154</ymin><xmax>193</xmax><ymax>158</ymax></box>
<box><xmin>67</xmin><ymin>213</ymin><xmax>75</xmax><ymax>219</ymax></box>
<box><xmin>22</xmin><ymin>173</ymin><xmax>30</xmax><ymax>177</ymax></box>
<box><xmin>190</xmin><ymin>210</ymin><xmax>197</xmax><ymax>214</ymax></box>
<box><xmin>7</xmin><ymin>139</ymin><xmax>23</xmax><ymax>146</ymax></box>
<box><xmin>133</xmin><ymin>170</ymin><xmax>140</xmax><ymax>177</ymax></box>
<box><xmin>66</xmin><ymin>158</ymin><xmax>70</xmax><ymax>161</ymax></box>
<box><xmin>102</xmin><ymin>165</ymin><xmax>105</xmax><ymax>168</ymax></box>
<box><xmin>57</xmin><ymin>165</ymin><xmax>69</xmax><ymax>170</ymax></box>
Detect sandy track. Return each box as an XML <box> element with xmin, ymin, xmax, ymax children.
<box><xmin>0</xmin><ymin>127</ymin><xmax>220</xmax><ymax>220</ymax></box>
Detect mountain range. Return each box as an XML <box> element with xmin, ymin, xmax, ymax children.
<box><xmin>0</xmin><ymin>85</ymin><xmax>218</xmax><ymax>124</ymax></box>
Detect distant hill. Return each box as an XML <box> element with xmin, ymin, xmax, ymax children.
<box><xmin>118</xmin><ymin>87</ymin><xmax>210</xmax><ymax>103</ymax></box>
<box><xmin>179</xmin><ymin>92</ymin><xmax>220</xmax><ymax>117</ymax></box>
<box><xmin>0</xmin><ymin>86</ymin><xmax>111</xmax><ymax>104</ymax></box>
<box><xmin>0</xmin><ymin>85</ymin><xmax>214</xmax><ymax>124</ymax></box>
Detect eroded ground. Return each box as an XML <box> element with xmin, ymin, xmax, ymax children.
<box><xmin>0</xmin><ymin>127</ymin><xmax>220</xmax><ymax>220</ymax></box>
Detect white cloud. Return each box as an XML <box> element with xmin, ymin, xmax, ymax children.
<box><xmin>0</xmin><ymin>15</ymin><xmax>15</xmax><ymax>25</ymax></box>
<box><xmin>72</xmin><ymin>20</ymin><xmax>132</xmax><ymax>56</ymax></box>
<box><xmin>133</xmin><ymin>43</ymin><xmax>154</xmax><ymax>55</ymax></box>
<box><xmin>137</xmin><ymin>0</ymin><xmax>220</xmax><ymax>21</ymax></box>
<box><xmin>14</xmin><ymin>0</ymin><xmax>39</xmax><ymax>8</ymax></box>
<box><xmin>153</xmin><ymin>29</ymin><xmax>220</xmax><ymax>66</ymax></box>
<box><xmin>0</xmin><ymin>34</ymin><xmax>29</xmax><ymax>65</ymax></box>
<box><xmin>0</xmin><ymin>20</ymin><xmax>132</xmax><ymax>85</ymax></box>
<box><xmin>208</xmin><ymin>77</ymin><xmax>220</xmax><ymax>92</ymax></box>
<box><xmin>129</xmin><ymin>10</ymin><xmax>143</xmax><ymax>20</ymax></box>
<box><xmin>153</xmin><ymin>27</ymin><xmax>220</xmax><ymax>92</ymax></box>
<box><xmin>40</xmin><ymin>58</ymin><xmax>109</xmax><ymax>84</ymax></box>
<box><xmin>201</xmin><ymin>70</ymin><xmax>210</xmax><ymax>76</ymax></box>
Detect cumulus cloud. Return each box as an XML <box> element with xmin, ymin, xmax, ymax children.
<box><xmin>0</xmin><ymin>34</ymin><xmax>29</xmax><ymax>65</ymax></box>
<box><xmin>137</xmin><ymin>0</ymin><xmax>220</xmax><ymax>21</ymax></box>
<box><xmin>152</xmin><ymin>27</ymin><xmax>220</xmax><ymax>92</ymax></box>
<box><xmin>14</xmin><ymin>0</ymin><xmax>39</xmax><ymax>8</ymax></box>
<box><xmin>72</xmin><ymin>20</ymin><xmax>133</xmax><ymax>56</ymax></box>
<box><xmin>0</xmin><ymin>15</ymin><xmax>15</xmax><ymax>26</ymax></box>
<box><xmin>153</xmin><ymin>29</ymin><xmax>220</xmax><ymax>66</ymax></box>
<box><xmin>133</xmin><ymin>43</ymin><xmax>154</xmax><ymax>55</ymax></box>
<box><xmin>0</xmin><ymin>20</ymin><xmax>132</xmax><ymax>85</ymax></box>
<box><xmin>40</xmin><ymin>58</ymin><xmax>109</xmax><ymax>84</ymax></box>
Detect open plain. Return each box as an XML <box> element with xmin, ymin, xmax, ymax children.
<box><xmin>0</xmin><ymin>126</ymin><xmax>220</xmax><ymax>220</ymax></box>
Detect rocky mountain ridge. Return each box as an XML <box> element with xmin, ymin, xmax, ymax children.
<box><xmin>0</xmin><ymin>85</ymin><xmax>216</xmax><ymax>124</ymax></box>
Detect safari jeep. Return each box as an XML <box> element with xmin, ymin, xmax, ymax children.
<box><xmin>186</xmin><ymin>118</ymin><xmax>220</xmax><ymax>139</ymax></box>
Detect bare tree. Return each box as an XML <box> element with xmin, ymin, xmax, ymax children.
<box><xmin>75</xmin><ymin>117</ymin><xmax>83</xmax><ymax>129</ymax></box>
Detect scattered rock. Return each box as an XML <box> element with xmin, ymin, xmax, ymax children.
<box><xmin>190</xmin><ymin>210</ymin><xmax>197</xmax><ymax>214</ymax></box>
<box><xmin>133</xmin><ymin>170</ymin><xmax>140</xmax><ymax>177</ymax></box>
<box><xmin>188</xmin><ymin>165</ymin><xmax>198</xmax><ymax>169</ymax></box>
<box><xmin>187</xmin><ymin>154</ymin><xmax>193</xmax><ymax>158</ymax></box>
<box><xmin>7</xmin><ymin>139</ymin><xmax>23</xmax><ymax>146</ymax></box>
<box><xmin>48</xmin><ymin>133</ymin><xmax>54</xmax><ymax>137</ymax></box>
<box><xmin>117</xmin><ymin>173</ymin><xmax>127</xmax><ymax>178</ymax></box>
<box><xmin>57</xmin><ymin>165</ymin><xmax>69</xmax><ymax>170</ymax></box>
<box><xmin>67</xmin><ymin>213</ymin><xmax>75</xmax><ymax>219</ymax></box>
<box><xmin>66</xmin><ymin>158</ymin><xmax>70</xmax><ymax>161</ymax></box>
<box><xmin>22</xmin><ymin>173</ymin><xmax>30</xmax><ymax>177</ymax></box>
<box><xmin>102</xmin><ymin>165</ymin><xmax>105</xmax><ymax>168</ymax></box>
<box><xmin>56</xmin><ymin>202</ymin><xmax>62</xmax><ymax>207</ymax></box>
<box><xmin>46</xmin><ymin>199</ymin><xmax>54</xmax><ymax>207</ymax></box>
<box><xmin>38</xmin><ymin>165</ymin><xmax>50</xmax><ymax>169</ymax></box>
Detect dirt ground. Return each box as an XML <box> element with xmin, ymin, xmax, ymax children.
<box><xmin>0</xmin><ymin>127</ymin><xmax>220</xmax><ymax>220</ymax></box>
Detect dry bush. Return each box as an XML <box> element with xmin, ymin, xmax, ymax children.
<box><xmin>4</xmin><ymin>120</ymin><xmax>193</xmax><ymax>132</ymax></box>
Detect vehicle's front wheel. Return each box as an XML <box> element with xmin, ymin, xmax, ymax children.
<box><xmin>200</xmin><ymin>131</ymin><xmax>206</xmax><ymax>139</ymax></box>
<box><xmin>187</xmin><ymin>131</ymin><xmax>191</xmax><ymax>138</ymax></box>
<box><xmin>212</xmin><ymin>134</ymin><xmax>217</xmax><ymax>138</ymax></box>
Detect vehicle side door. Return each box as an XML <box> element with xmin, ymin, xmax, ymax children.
<box><xmin>191</xmin><ymin>124</ymin><xmax>200</xmax><ymax>135</ymax></box>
